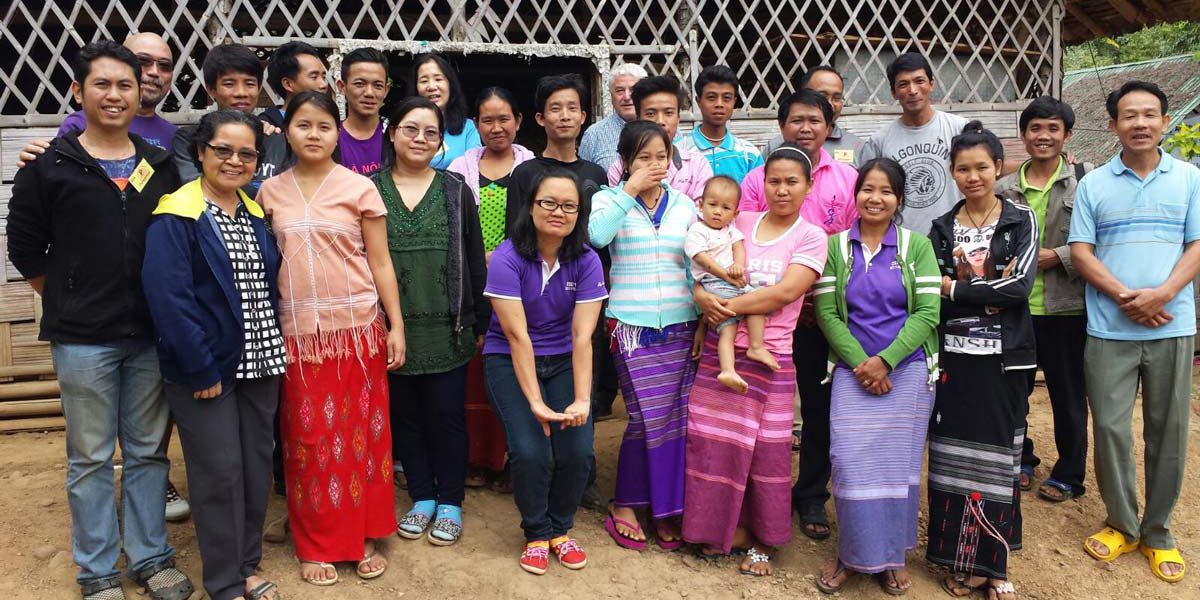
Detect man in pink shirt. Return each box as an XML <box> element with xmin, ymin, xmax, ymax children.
<box><xmin>739</xmin><ymin>89</ymin><xmax>857</xmax><ymax>235</ymax></box>
<box><xmin>606</xmin><ymin>75</ymin><xmax>713</xmax><ymax>201</ymax></box>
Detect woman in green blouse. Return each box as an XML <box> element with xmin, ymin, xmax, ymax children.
<box><xmin>372</xmin><ymin>96</ymin><xmax>488</xmax><ymax>547</ymax></box>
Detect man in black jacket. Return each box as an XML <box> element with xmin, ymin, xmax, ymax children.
<box><xmin>6</xmin><ymin>41</ymin><xmax>194</xmax><ymax>600</ymax></box>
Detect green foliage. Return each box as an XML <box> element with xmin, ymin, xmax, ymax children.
<box><xmin>1066</xmin><ymin>21</ymin><xmax>1200</xmax><ymax>71</ymax></box>
<box><xmin>1165</xmin><ymin>123</ymin><xmax>1200</xmax><ymax>161</ymax></box>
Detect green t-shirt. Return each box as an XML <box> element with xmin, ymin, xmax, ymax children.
<box><xmin>378</xmin><ymin>171</ymin><xmax>476</xmax><ymax>375</ymax></box>
<box><xmin>1020</xmin><ymin>158</ymin><xmax>1081</xmax><ymax>316</ymax></box>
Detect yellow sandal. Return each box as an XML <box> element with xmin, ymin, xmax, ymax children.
<box><xmin>1083</xmin><ymin>527</ymin><xmax>1139</xmax><ymax>562</ymax></box>
<box><xmin>1141</xmin><ymin>545</ymin><xmax>1186</xmax><ymax>583</ymax></box>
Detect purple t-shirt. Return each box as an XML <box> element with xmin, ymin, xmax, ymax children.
<box><xmin>483</xmin><ymin>240</ymin><xmax>608</xmax><ymax>356</ymax></box>
<box><xmin>844</xmin><ymin>222</ymin><xmax>922</xmax><ymax>368</ymax></box>
<box><xmin>338</xmin><ymin>122</ymin><xmax>384</xmax><ymax>175</ymax></box>
<box><xmin>58</xmin><ymin>111</ymin><xmax>177</xmax><ymax>150</ymax></box>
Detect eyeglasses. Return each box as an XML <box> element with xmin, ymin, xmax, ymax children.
<box><xmin>206</xmin><ymin>143</ymin><xmax>260</xmax><ymax>163</ymax></box>
<box><xmin>135</xmin><ymin>54</ymin><xmax>174</xmax><ymax>72</ymax></box>
<box><xmin>398</xmin><ymin>124</ymin><xmax>441</xmax><ymax>143</ymax></box>
<box><xmin>535</xmin><ymin>198</ymin><xmax>580</xmax><ymax>214</ymax></box>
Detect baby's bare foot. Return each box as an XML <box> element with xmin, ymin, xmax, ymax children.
<box><xmin>717</xmin><ymin>371</ymin><xmax>749</xmax><ymax>394</ymax></box>
<box><xmin>745</xmin><ymin>347</ymin><xmax>780</xmax><ymax>371</ymax></box>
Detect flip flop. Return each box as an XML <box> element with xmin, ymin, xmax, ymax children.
<box><xmin>356</xmin><ymin>551</ymin><xmax>386</xmax><ymax>580</ymax></box>
<box><xmin>1083</xmin><ymin>526</ymin><xmax>1139</xmax><ymax>562</ymax></box>
<box><xmin>879</xmin><ymin>569</ymin><xmax>911</xmax><ymax>596</ymax></box>
<box><xmin>298</xmin><ymin>561</ymin><xmax>338</xmax><ymax>586</ymax></box>
<box><xmin>815</xmin><ymin>560</ymin><xmax>850</xmax><ymax>594</ymax></box>
<box><xmin>604</xmin><ymin>509</ymin><xmax>647</xmax><ymax>551</ymax></box>
<box><xmin>1037</xmin><ymin>478</ymin><xmax>1076</xmax><ymax>503</ymax></box>
<box><xmin>1140</xmin><ymin>545</ymin><xmax>1186</xmax><ymax>583</ymax></box>
<box><xmin>738</xmin><ymin>547</ymin><xmax>772</xmax><ymax>577</ymax></box>
<box><xmin>654</xmin><ymin>520</ymin><xmax>684</xmax><ymax>551</ymax></box>
<box><xmin>940</xmin><ymin>574</ymin><xmax>982</xmax><ymax>598</ymax></box>
<box><xmin>1019</xmin><ymin>464</ymin><xmax>1035</xmax><ymax>492</ymax></box>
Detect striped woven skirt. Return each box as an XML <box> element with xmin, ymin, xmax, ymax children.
<box><xmin>830</xmin><ymin>357</ymin><xmax>933</xmax><ymax>573</ymax></box>
<box><xmin>610</xmin><ymin>319</ymin><xmax>697</xmax><ymax>519</ymax></box>
<box><xmin>926</xmin><ymin>353</ymin><xmax>1028</xmax><ymax>580</ymax></box>
<box><xmin>681</xmin><ymin>332</ymin><xmax>795</xmax><ymax>552</ymax></box>
<box><xmin>465</xmin><ymin>352</ymin><xmax>507</xmax><ymax>473</ymax></box>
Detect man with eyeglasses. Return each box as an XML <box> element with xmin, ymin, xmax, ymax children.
<box><xmin>764</xmin><ymin>66</ymin><xmax>864</xmax><ymax>166</ymax></box>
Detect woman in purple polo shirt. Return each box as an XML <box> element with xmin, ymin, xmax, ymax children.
<box><xmin>482</xmin><ymin>167</ymin><xmax>607</xmax><ymax>575</ymax></box>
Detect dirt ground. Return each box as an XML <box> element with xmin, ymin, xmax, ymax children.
<box><xmin>1</xmin><ymin>374</ymin><xmax>1199</xmax><ymax>600</ymax></box>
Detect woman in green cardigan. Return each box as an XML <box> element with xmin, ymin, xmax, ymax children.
<box><xmin>812</xmin><ymin>158</ymin><xmax>941</xmax><ymax>596</ymax></box>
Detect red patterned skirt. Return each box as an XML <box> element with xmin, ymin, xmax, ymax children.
<box><xmin>280</xmin><ymin>328</ymin><xmax>398</xmax><ymax>562</ymax></box>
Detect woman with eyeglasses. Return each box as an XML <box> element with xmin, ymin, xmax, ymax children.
<box><xmin>256</xmin><ymin>91</ymin><xmax>407</xmax><ymax>587</ymax></box>
<box><xmin>143</xmin><ymin>109</ymin><xmax>285</xmax><ymax>600</ymax></box>
<box><xmin>373</xmin><ymin>96</ymin><xmax>488</xmax><ymax>548</ymax></box>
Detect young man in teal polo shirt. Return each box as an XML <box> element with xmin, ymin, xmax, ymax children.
<box><xmin>1070</xmin><ymin>80</ymin><xmax>1200</xmax><ymax>583</ymax></box>
<box><xmin>677</xmin><ymin>65</ymin><xmax>762</xmax><ymax>183</ymax></box>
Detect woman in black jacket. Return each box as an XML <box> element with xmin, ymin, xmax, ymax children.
<box><xmin>925</xmin><ymin>121</ymin><xmax>1037</xmax><ymax>600</ymax></box>
<box><xmin>373</xmin><ymin>96</ymin><xmax>488</xmax><ymax>547</ymax></box>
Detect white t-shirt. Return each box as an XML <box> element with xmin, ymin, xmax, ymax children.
<box><xmin>684</xmin><ymin>221</ymin><xmax>744</xmax><ymax>282</ymax></box>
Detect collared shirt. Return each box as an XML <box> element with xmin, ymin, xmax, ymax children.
<box><xmin>483</xmin><ymin>240</ymin><xmax>608</xmax><ymax>356</ymax></box>
<box><xmin>844</xmin><ymin>221</ymin><xmax>918</xmax><ymax>366</ymax></box>
<box><xmin>1019</xmin><ymin>158</ymin><xmax>1080</xmax><ymax>316</ymax></box>
<box><xmin>606</xmin><ymin>142</ymin><xmax>715</xmax><ymax>202</ymax></box>
<box><xmin>206</xmin><ymin>201</ymin><xmax>287</xmax><ymax>379</ymax></box>
<box><xmin>764</xmin><ymin>122</ymin><xmax>864</xmax><ymax>167</ymax></box>
<box><xmin>1069</xmin><ymin>149</ymin><xmax>1200</xmax><ymax>341</ymax></box>
<box><xmin>677</xmin><ymin>125</ymin><xmax>763</xmax><ymax>183</ymax></box>
<box><xmin>738</xmin><ymin>146</ymin><xmax>857</xmax><ymax>234</ymax></box>
<box><xmin>579</xmin><ymin>112</ymin><xmax>627</xmax><ymax>172</ymax></box>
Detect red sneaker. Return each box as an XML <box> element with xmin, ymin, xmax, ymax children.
<box><xmin>551</xmin><ymin>537</ymin><xmax>588</xmax><ymax>570</ymax></box>
<box><xmin>520</xmin><ymin>541</ymin><xmax>550</xmax><ymax>575</ymax></box>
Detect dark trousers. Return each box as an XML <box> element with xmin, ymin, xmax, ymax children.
<box><xmin>791</xmin><ymin>321</ymin><xmax>833</xmax><ymax>510</ymax></box>
<box><xmin>166</xmin><ymin>376</ymin><xmax>279</xmax><ymax>600</ymax></box>
<box><xmin>484</xmin><ymin>353</ymin><xmax>593</xmax><ymax>541</ymax></box>
<box><xmin>1021</xmin><ymin>314</ymin><xmax>1089</xmax><ymax>494</ymax></box>
<box><xmin>389</xmin><ymin>365</ymin><xmax>469</xmax><ymax>507</ymax></box>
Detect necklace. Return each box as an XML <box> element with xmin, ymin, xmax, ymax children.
<box><xmin>964</xmin><ymin>198</ymin><xmax>999</xmax><ymax>230</ymax></box>
<box><xmin>699</xmin><ymin>128</ymin><xmax>725</xmax><ymax>145</ymax></box>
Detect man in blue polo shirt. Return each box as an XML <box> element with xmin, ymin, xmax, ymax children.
<box><xmin>677</xmin><ymin>65</ymin><xmax>762</xmax><ymax>183</ymax></box>
<box><xmin>1070</xmin><ymin>80</ymin><xmax>1200</xmax><ymax>583</ymax></box>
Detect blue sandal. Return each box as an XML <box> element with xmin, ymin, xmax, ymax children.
<box><xmin>398</xmin><ymin>500</ymin><xmax>436</xmax><ymax>539</ymax></box>
<box><xmin>1037</xmin><ymin>477</ymin><xmax>1076</xmax><ymax>502</ymax></box>
<box><xmin>428</xmin><ymin>504</ymin><xmax>463</xmax><ymax>546</ymax></box>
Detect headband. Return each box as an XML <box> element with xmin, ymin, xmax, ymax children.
<box><xmin>767</xmin><ymin>145</ymin><xmax>814</xmax><ymax>172</ymax></box>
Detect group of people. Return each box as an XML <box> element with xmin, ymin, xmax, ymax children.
<box><xmin>5</xmin><ymin>31</ymin><xmax>1198</xmax><ymax>600</ymax></box>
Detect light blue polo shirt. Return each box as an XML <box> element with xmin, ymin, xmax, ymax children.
<box><xmin>1068</xmin><ymin>149</ymin><xmax>1200</xmax><ymax>341</ymax></box>
<box><xmin>677</xmin><ymin>125</ymin><xmax>763</xmax><ymax>183</ymax></box>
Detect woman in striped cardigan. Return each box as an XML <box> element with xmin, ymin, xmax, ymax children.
<box><xmin>588</xmin><ymin>120</ymin><xmax>699</xmax><ymax>552</ymax></box>
<box><xmin>812</xmin><ymin>158</ymin><xmax>941</xmax><ymax>596</ymax></box>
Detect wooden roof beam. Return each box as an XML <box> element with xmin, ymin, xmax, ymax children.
<box><xmin>1105</xmin><ymin>0</ymin><xmax>1150</xmax><ymax>25</ymax></box>
<box><xmin>1139</xmin><ymin>0</ymin><xmax>1172</xmax><ymax>21</ymax></box>
<box><xmin>1066</xmin><ymin>2</ymin><xmax>1111</xmax><ymax>39</ymax></box>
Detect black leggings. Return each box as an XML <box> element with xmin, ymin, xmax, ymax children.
<box><xmin>389</xmin><ymin>364</ymin><xmax>470</xmax><ymax>506</ymax></box>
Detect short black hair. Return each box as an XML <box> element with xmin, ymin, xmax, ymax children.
<box><xmin>475</xmin><ymin>86</ymin><xmax>520</xmax><ymax>117</ymax></box>
<box><xmin>1105</xmin><ymin>80</ymin><xmax>1169</xmax><ymax>120</ymax></box>
<box><xmin>339</xmin><ymin>47</ymin><xmax>388</xmax><ymax>81</ymax></box>
<box><xmin>765</xmin><ymin>143</ymin><xmax>813</xmax><ymax>182</ymax></box>
<box><xmin>702</xmin><ymin>174</ymin><xmax>741</xmax><ymax>201</ymax></box>
<box><xmin>1019</xmin><ymin>96</ymin><xmax>1076</xmax><ymax>133</ymax></box>
<box><xmin>534</xmin><ymin>73</ymin><xmax>587</xmax><ymax>115</ymax></box>
<box><xmin>695</xmin><ymin>65</ymin><xmax>739</xmax><ymax>98</ymax></box>
<box><xmin>886</xmin><ymin>52</ymin><xmax>933</xmax><ymax>90</ymax></box>
<box><xmin>190</xmin><ymin>109</ymin><xmax>265</xmax><ymax>170</ymax></box>
<box><xmin>798</xmin><ymin>65</ymin><xmax>843</xmax><ymax>88</ymax></box>
<box><xmin>202</xmin><ymin>43</ymin><xmax>262</xmax><ymax>90</ymax></box>
<box><xmin>72</xmin><ymin>40</ymin><xmax>141</xmax><ymax>90</ymax></box>
<box><xmin>776</xmin><ymin>88</ymin><xmax>833</xmax><ymax>126</ymax></box>
<box><xmin>387</xmin><ymin>95</ymin><xmax>445</xmax><ymax>137</ymax></box>
<box><xmin>950</xmin><ymin>120</ymin><xmax>1005</xmax><ymax>165</ymax></box>
<box><xmin>855</xmin><ymin>158</ymin><xmax>907</xmax><ymax>224</ymax></box>
<box><xmin>632</xmin><ymin>75</ymin><xmax>684</xmax><ymax>113</ymax></box>
<box><xmin>616</xmin><ymin>120</ymin><xmax>672</xmax><ymax>179</ymax></box>
<box><xmin>265</xmin><ymin>41</ymin><xmax>325</xmax><ymax>98</ymax></box>
<box><xmin>509</xmin><ymin>167</ymin><xmax>592</xmax><ymax>263</ymax></box>
<box><xmin>282</xmin><ymin>91</ymin><xmax>342</xmax><ymax>163</ymax></box>
<box><xmin>407</xmin><ymin>54</ymin><xmax>468</xmax><ymax>135</ymax></box>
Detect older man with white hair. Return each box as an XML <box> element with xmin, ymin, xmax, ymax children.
<box><xmin>579</xmin><ymin>62</ymin><xmax>648</xmax><ymax>171</ymax></box>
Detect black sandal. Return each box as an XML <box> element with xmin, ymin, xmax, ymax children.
<box><xmin>879</xmin><ymin>569</ymin><xmax>911</xmax><ymax>596</ymax></box>
<box><xmin>815</xmin><ymin>560</ymin><xmax>850</xmax><ymax>594</ymax></box>
<box><xmin>247</xmin><ymin>580</ymin><xmax>281</xmax><ymax>600</ymax></box>
<box><xmin>800</xmin><ymin>504</ymin><xmax>832</xmax><ymax>540</ymax></box>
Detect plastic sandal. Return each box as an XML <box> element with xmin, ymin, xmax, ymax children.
<box><xmin>398</xmin><ymin>500</ymin><xmax>436</xmax><ymax>539</ymax></box>
<box><xmin>134</xmin><ymin>561</ymin><xmax>195</xmax><ymax>600</ymax></box>
<box><xmin>428</xmin><ymin>504</ymin><xmax>463</xmax><ymax>546</ymax></box>
<box><xmin>246</xmin><ymin>580</ymin><xmax>280</xmax><ymax>600</ymax></box>
<box><xmin>654</xmin><ymin>519</ymin><xmax>684</xmax><ymax>551</ymax></box>
<box><xmin>1141</xmin><ymin>545</ymin><xmax>1186</xmax><ymax>583</ymax></box>
<box><xmin>879</xmin><ymin>569</ymin><xmax>911</xmax><ymax>596</ymax></box>
<box><xmin>988</xmin><ymin>580</ymin><xmax>1016</xmax><ymax>599</ymax></box>
<box><xmin>1083</xmin><ymin>527</ymin><xmax>1139</xmax><ymax>562</ymax></box>
<box><xmin>815</xmin><ymin>560</ymin><xmax>851</xmax><ymax>594</ymax></box>
<box><xmin>738</xmin><ymin>547</ymin><xmax>772</xmax><ymax>576</ymax></box>
<box><xmin>356</xmin><ymin>551</ymin><xmax>387</xmax><ymax>580</ymax></box>
<box><xmin>800</xmin><ymin>504</ymin><xmax>832</xmax><ymax>540</ymax></box>
<box><xmin>1019</xmin><ymin>464</ymin><xmax>1035</xmax><ymax>492</ymax></box>
<box><xmin>298</xmin><ymin>561</ymin><xmax>338</xmax><ymax>586</ymax></box>
<box><xmin>1037</xmin><ymin>478</ymin><xmax>1076</xmax><ymax>502</ymax></box>
<box><xmin>604</xmin><ymin>509</ymin><xmax>647</xmax><ymax>551</ymax></box>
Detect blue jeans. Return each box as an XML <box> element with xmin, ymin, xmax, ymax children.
<box><xmin>53</xmin><ymin>341</ymin><xmax>174</xmax><ymax>588</ymax></box>
<box><xmin>484</xmin><ymin>353</ymin><xmax>593</xmax><ymax>541</ymax></box>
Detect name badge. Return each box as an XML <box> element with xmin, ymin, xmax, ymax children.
<box><xmin>128</xmin><ymin>159</ymin><xmax>154</xmax><ymax>192</ymax></box>
<box><xmin>833</xmin><ymin>149</ymin><xmax>855</xmax><ymax>164</ymax></box>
